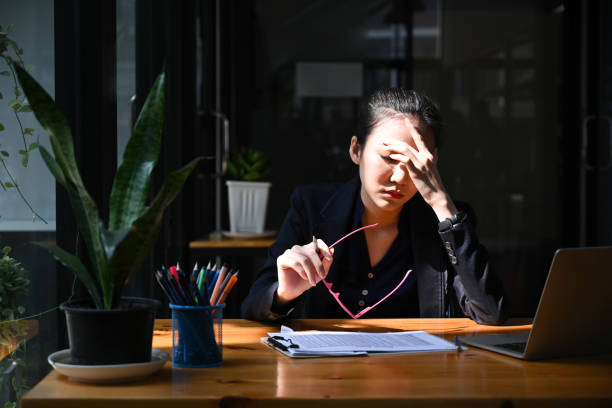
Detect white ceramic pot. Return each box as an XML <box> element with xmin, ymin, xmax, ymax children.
<box><xmin>226</xmin><ymin>180</ymin><xmax>271</xmax><ymax>233</ymax></box>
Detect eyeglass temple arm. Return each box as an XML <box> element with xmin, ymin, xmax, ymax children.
<box><xmin>328</xmin><ymin>223</ymin><xmax>379</xmax><ymax>250</ymax></box>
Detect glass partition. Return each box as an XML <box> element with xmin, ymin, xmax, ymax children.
<box><xmin>0</xmin><ymin>1</ymin><xmax>57</xmax><ymax>404</ymax></box>
<box><xmin>249</xmin><ymin>0</ymin><xmax>565</xmax><ymax>316</ymax></box>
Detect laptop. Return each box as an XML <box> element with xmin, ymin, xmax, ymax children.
<box><xmin>459</xmin><ymin>246</ymin><xmax>612</xmax><ymax>360</ymax></box>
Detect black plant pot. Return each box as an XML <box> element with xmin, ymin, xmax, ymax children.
<box><xmin>60</xmin><ymin>297</ymin><xmax>160</xmax><ymax>365</ymax></box>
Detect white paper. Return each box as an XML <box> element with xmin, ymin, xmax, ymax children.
<box><xmin>263</xmin><ymin>330</ymin><xmax>457</xmax><ymax>358</ymax></box>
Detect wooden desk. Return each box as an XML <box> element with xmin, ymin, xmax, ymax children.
<box><xmin>21</xmin><ymin>318</ymin><xmax>612</xmax><ymax>407</ymax></box>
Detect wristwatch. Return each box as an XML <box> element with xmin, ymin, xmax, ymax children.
<box><xmin>438</xmin><ymin>211</ymin><xmax>466</xmax><ymax>232</ymax></box>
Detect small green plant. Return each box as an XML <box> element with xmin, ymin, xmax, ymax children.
<box><xmin>11</xmin><ymin>62</ymin><xmax>201</xmax><ymax>310</ymax></box>
<box><xmin>227</xmin><ymin>147</ymin><xmax>271</xmax><ymax>181</ymax></box>
<box><xmin>0</xmin><ymin>246</ymin><xmax>28</xmax><ymax>322</ymax></box>
<box><xmin>0</xmin><ymin>24</ymin><xmax>46</xmax><ymax>223</ymax></box>
<box><xmin>0</xmin><ymin>245</ymin><xmax>30</xmax><ymax>407</ymax></box>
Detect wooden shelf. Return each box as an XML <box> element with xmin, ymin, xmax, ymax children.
<box><xmin>189</xmin><ymin>237</ymin><xmax>275</xmax><ymax>249</ymax></box>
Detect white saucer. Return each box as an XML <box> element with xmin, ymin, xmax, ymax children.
<box><xmin>48</xmin><ymin>348</ymin><xmax>169</xmax><ymax>383</ymax></box>
<box><xmin>222</xmin><ymin>230</ymin><xmax>277</xmax><ymax>239</ymax></box>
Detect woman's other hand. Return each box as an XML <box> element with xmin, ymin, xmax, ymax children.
<box><xmin>276</xmin><ymin>239</ymin><xmax>334</xmax><ymax>303</ymax></box>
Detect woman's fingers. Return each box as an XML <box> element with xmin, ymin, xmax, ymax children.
<box><xmin>380</xmin><ymin>139</ymin><xmax>409</xmax><ymax>156</ymax></box>
<box><xmin>381</xmin><ymin>140</ymin><xmax>428</xmax><ymax>168</ymax></box>
<box><xmin>282</xmin><ymin>245</ymin><xmax>323</xmax><ymax>286</ymax></box>
<box><xmin>404</xmin><ymin>118</ymin><xmax>430</xmax><ymax>154</ymax></box>
<box><xmin>278</xmin><ymin>238</ymin><xmax>335</xmax><ymax>290</ymax></box>
<box><xmin>316</xmin><ymin>239</ymin><xmax>334</xmax><ymax>279</ymax></box>
<box><xmin>278</xmin><ymin>250</ymin><xmax>308</xmax><ymax>280</ymax></box>
<box><xmin>316</xmin><ymin>239</ymin><xmax>333</xmax><ymax>260</ymax></box>
<box><xmin>388</xmin><ymin>152</ymin><xmax>409</xmax><ymax>163</ymax></box>
<box><xmin>388</xmin><ymin>143</ymin><xmax>420</xmax><ymax>169</ymax></box>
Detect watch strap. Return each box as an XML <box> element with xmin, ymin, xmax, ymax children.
<box><xmin>438</xmin><ymin>211</ymin><xmax>466</xmax><ymax>232</ymax></box>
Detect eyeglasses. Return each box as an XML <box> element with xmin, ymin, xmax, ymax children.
<box><xmin>316</xmin><ymin>223</ymin><xmax>412</xmax><ymax>319</ymax></box>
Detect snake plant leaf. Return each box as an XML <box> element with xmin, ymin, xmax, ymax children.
<box><xmin>56</xmin><ymin>175</ymin><xmax>111</xmax><ymax>306</ymax></box>
<box><xmin>16</xmin><ymin>62</ymin><xmax>110</xmax><ymax>307</ymax></box>
<box><xmin>13</xmin><ymin>63</ymin><xmax>81</xmax><ymax>187</ymax></box>
<box><xmin>33</xmin><ymin>242</ymin><xmax>103</xmax><ymax>309</ymax></box>
<box><xmin>109</xmin><ymin>72</ymin><xmax>165</xmax><ymax>231</ymax></box>
<box><xmin>100</xmin><ymin>225</ymin><xmax>129</xmax><ymax>261</ymax></box>
<box><xmin>108</xmin><ymin>157</ymin><xmax>201</xmax><ymax>305</ymax></box>
<box><xmin>38</xmin><ymin>146</ymin><xmax>66</xmax><ymax>188</ymax></box>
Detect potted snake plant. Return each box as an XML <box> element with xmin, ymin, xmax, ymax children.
<box><xmin>12</xmin><ymin>62</ymin><xmax>201</xmax><ymax>365</ymax></box>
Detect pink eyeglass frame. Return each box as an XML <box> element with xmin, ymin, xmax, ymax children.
<box><xmin>317</xmin><ymin>223</ymin><xmax>412</xmax><ymax>319</ymax></box>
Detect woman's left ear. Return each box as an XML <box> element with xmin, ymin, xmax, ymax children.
<box><xmin>349</xmin><ymin>136</ymin><xmax>361</xmax><ymax>165</ymax></box>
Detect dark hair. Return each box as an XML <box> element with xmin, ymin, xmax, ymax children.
<box><xmin>354</xmin><ymin>88</ymin><xmax>444</xmax><ymax>148</ymax></box>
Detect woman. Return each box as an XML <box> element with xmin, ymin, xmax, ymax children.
<box><xmin>241</xmin><ymin>89</ymin><xmax>505</xmax><ymax>325</ymax></box>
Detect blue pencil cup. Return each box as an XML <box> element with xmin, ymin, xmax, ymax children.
<box><xmin>169</xmin><ymin>303</ymin><xmax>225</xmax><ymax>367</ymax></box>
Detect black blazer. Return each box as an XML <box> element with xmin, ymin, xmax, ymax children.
<box><xmin>241</xmin><ymin>176</ymin><xmax>506</xmax><ymax>325</ymax></box>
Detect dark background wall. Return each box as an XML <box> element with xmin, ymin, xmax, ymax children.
<box><xmin>50</xmin><ymin>0</ymin><xmax>611</xmax><ymax>320</ymax></box>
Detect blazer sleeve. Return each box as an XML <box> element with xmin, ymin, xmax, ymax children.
<box><xmin>240</xmin><ymin>188</ymin><xmax>310</xmax><ymax>321</ymax></box>
<box><xmin>439</xmin><ymin>204</ymin><xmax>506</xmax><ymax>325</ymax></box>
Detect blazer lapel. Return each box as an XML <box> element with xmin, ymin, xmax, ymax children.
<box><xmin>296</xmin><ymin>176</ymin><xmax>360</xmax><ymax>317</ymax></box>
<box><xmin>312</xmin><ymin>176</ymin><xmax>360</xmax><ymax>285</ymax></box>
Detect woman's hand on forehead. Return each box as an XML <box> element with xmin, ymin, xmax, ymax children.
<box><xmin>380</xmin><ymin>118</ymin><xmax>437</xmax><ymax>162</ymax></box>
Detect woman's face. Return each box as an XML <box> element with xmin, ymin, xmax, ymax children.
<box><xmin>349</xmin><ymin>114</ymin><xmax>436</xmax><ymax>214</ymax></box>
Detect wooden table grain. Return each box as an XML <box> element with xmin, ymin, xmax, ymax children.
<box><xmin>21</xmin><ymin>318</ymin><xmax>612</xmax><ymax>408</ymax></box>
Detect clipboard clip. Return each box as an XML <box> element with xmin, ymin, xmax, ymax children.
<box><xmin>269</xmin><ymin>336</ymin><xmax>299</xmax><ymax>351</ymax></box>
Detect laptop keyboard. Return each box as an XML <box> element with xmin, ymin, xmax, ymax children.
<box><xmin>495</xmin><ymin>342</ymin><xmax>527</xmax><ymax>353</ymax></box>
